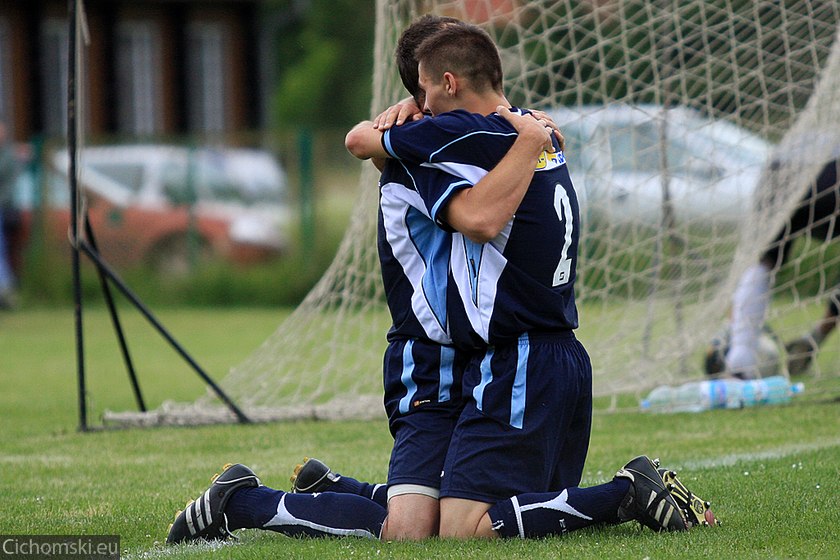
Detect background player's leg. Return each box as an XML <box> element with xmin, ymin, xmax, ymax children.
<box><xmin>787</xmin><ymin>285</ymin><xmax>840</xmax><ymax>374</ymax></box>
<box><xmin>726</xmin><ymin>261</ymin><xmax>772</xmax><ymax>377</ymax></box>
<box><xmin>803</xmin><ymin>288</ymin><xmax>839</xmax><ymax>346</ymax></box>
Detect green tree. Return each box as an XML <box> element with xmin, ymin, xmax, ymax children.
<box><xmin>268</xmin><ymin>0</ymin><xmax>376</xmax><ymax>129</ymax></box>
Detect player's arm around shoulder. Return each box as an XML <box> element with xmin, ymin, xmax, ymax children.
<box><xmin>443</xmin><ymin>106</ymin><xmax>555</xmax><ymax>243</ymax></box>
<box><xmin>345</xmin><ymin>98</ymin><xmax>424</xmax><ymax>162</ymax></box>
<box><xmin>345</xmin><ymin>120</ymin><xmax>390</xmax><ymax>161</ymax></box>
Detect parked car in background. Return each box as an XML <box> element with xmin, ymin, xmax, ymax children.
<box><xmin>17</xmin><ymin>144</ymin><xmax>291</xmax><ymax>274</ymax></box>
<box><xmin>547</xmin><ymin>104</ymin><xmax>774</xmax><ymax>226</ymax></box>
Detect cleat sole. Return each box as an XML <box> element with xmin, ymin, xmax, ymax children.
<box><xmin>659</xmin><ymin>468</ymin><xmax>720</xmax><ymax>528</ymax></box>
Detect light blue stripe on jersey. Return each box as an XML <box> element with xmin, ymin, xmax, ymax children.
<box><xmin>430</xmin><ymin>179</ymin><xmax>471</xmax><ymax>223</ymax></box>
<box><xmin>398</xmin><ymin>340</ymin><xmax>417</xmax><ymax>414</ymax></box>
<box><xmin>463</xmin><ymin>239</ymin><xmax>483</xmax><ymax>305</ymax></box>
<box><xmin>380</xmin><ymin>181</ymin><xmax>450</xmax><ymax>342</ymax></box>
<box><xmin>510</xmin><ymin>333</ymin><xmax>529</xmax><ymax>429</ymax></box>
<box><xmin>427</xmin><ymin>130</ymin><xmax>518</xmax><ymax>161</ymax></box>
<box><xmin>473</xmin><ymin>348</ymin><xmax>495</xmax><ymax>412</ymax></box>
<box><xmin>438</xmin><ymin>345</ymin><xmax>454</xmax><ymax>403</ymax></box>
<box><xmin>383</xmin><ymin>129</ymin><xmax>397</xmax><ymax>158</ymax></box>
<box><xmin>405</xmin><ymin>206</ymin><xmax>448</xmax><ymax>330</ymax></box>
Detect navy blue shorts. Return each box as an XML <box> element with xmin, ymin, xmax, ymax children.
<box><xmin>383</xmin><ymin>338</ymin><xmax>469</xmax><ymax>489</ymax></box>
<box><xmin>440</xmin><ymin>331</ymin><xmax>592</xmax><ymax>503</ymax></box>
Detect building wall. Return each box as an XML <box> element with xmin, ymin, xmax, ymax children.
<box><xmin>0</xmin><ymin>2</ymin><xmax>36</xmax><ymax>141</ymax></box>
<box><xmin>0</xmin><ymin>0</ymin><xmax>265</xmax><ymax>144</ymax></box>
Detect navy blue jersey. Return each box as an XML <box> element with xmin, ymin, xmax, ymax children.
<box><xmin>378</xmin><ymin>157</ymin><xmax>459</xmax><ymax>343</ymax></box>
<box><xmin>383</xmin><ymin>109</ymin><xmax>581</xmax><ymax>345</ymax></box>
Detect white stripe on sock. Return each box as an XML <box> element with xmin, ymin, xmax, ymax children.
<box><xmin>519</xmin><ymin>489</ymin><xmax>593</xmax><ymax>521</ymax></box>
<box><xmin>511</xmin><ymin>496</ymin><xmax>525</xmax><ymax>539</ymax></box>
<box><xmin>263</xmin><ymin>494</ymin><xmax>378</xmax><ymax>539</ymax></box>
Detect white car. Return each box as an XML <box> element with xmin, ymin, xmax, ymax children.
<box><xmin>31</xmin><ymin>144</ymin><xmax>291</xmax><ymax>273</ymax></box>
<box><xmin>547</xmin><ymin>104</ymin><xmax>774</xmax><ymax>225</ymax></box>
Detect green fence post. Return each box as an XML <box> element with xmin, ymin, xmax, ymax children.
<box><xmin>297</xmin><ymin>127</ymin><xmax>315</xmax><ymax>257</ymax></box>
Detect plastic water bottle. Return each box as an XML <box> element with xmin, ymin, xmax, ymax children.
<box><xmin>739</xmin><ymin>375</ymin><xmax>805</xmax><ymax>407</ymax></box>
<box><xmin>640</xmin><ymin>376</ymin><xmax>803</xmax><ymax>413</ymax></box>
<box><xmin>640</xmin><ymin>379</ymin><xmax>742</xmax><ymax>412</ymax></box>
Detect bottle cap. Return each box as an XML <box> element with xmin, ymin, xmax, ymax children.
<box><xmin>791</xmin><ymin>382</ymin><xmax>804</xmax><ymax>395</ymax></box>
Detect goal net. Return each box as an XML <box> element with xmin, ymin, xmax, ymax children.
<box><xmin>105</xmin><ymin>0</ymin><xmax>840</xmax><ymax>425</ymax></box>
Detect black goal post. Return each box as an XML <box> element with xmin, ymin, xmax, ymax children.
<box><xmin>67</xmin><ymin>0</ymin><xmax>251</xmax><ymax>431</ymax></box>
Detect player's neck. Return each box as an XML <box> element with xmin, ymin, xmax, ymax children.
<box><xmin>459</xmin><ymin>90</ymin><xmax>509</xmax><ymax>116</ymax></box>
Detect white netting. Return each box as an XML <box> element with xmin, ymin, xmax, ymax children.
<box><xmin>105</xmin><ymin>0</ymin><xmax>840</xmax><ymax>426</ymax></box>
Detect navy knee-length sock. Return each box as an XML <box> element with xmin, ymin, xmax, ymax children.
<box><xmin>326</xmin><ymin>474</ymin><xmax>388</xmax><ymax>508</ymax></box>
<box><xmin>226</xmin><ymin>486</ymin><xmax>386</xmax><ymax>538</ymax></box>
<box><xmin>487</xmin><ymin>478</ymin><xmax>630</xmax><ymax>538</ymax></box>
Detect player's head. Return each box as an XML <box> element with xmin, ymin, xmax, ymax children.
<box><xmin>415</xmin><ymin>23</ymin><xmax>504</xmax><ymax>115</ymax></box>
<box><xmin>396</xmin><ymin>14</ymin><xmax>465</xmax><ymax>106</ymax></box>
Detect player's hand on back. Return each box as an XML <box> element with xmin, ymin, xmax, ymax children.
<box><xmin>497</xmin><ymin>106</ymin><xmax>556</xmax><ymax>154</ymax></box>
<box><xmin>374</xmin><ymin>97</ymin><xmax>425</xmax><ymax>130</ymax></box>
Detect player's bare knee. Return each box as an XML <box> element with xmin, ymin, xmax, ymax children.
<box><xmin>439</xmin><ymin>498</ymin><xmax>493</xmax><ymax>539</ymax></box>
<box><xmin>438</xmin><ymin>514</ymin><xmax>482</xmax><ymax>538</ymax></box>
<box><xmin>381</xmin><ymin>493</ymin><xmax>439</xmax><ymax>541</ymax></box>
<box><xmin>381</xmin><ymin>514</ymin><xmax>436</xmax><ymax>541</ymax></box>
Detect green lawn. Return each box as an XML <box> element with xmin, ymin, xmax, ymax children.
<box><xmin>1</xmin><ymin>307</ymin><xmax>839</xmax><ymax>559</ymax></box>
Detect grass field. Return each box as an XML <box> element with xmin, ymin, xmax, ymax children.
<box><xmin>2</xmin><ymin>306</ymin><xmax>840</xmax><ymax>559</ymax></box>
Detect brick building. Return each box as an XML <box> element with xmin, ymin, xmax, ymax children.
<box><xmin>0</xmin><ymin>0</ymin><xmax>273</xmax><ymax>143</ymax></box>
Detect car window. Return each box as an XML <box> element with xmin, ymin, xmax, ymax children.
<box><xmin>705</xmin><ymin>122</ymin><xmax>769</xmax><ymax>166</ymax></box>
<box><xmin>551</xmin><ymin>105</ymin><xmax>771</xmax><ymax>177</ymax></box>
<box><xmin>604</xmin><ymin>122</ymin><xmax>662</xmax><ymax>172</ymax></box>
<box><xmin>160</xmin><ymin>159</ymin><xmax>197</xmax><ymax>205</ymax></box>
<box><xmin>601</xmin><ymin>120</ymin><xmax>725</xmax><ymax>180</ymax></box>
<box><xmin>192</xmin><ymin>153</ymin><xmax>246</xmax><ymax>204</ymax></box>
<box><xmin>222</xmin><ymin>152</ymin><xmax>287</xmax><ymax>205</ymax></box>
<box><xmin>87</xmin><ymin>162</ymin><xmax>145</xmax><ymax>194</ymax></box>
<box><xmin>158</xmin><ymin>151</ymin><xmax>285</xmax><ymax>206</ymax></box>
<box><xmin>667</xmin><ymin>131</ymin><xmax>727</xmax><ymax>181</ymax></box>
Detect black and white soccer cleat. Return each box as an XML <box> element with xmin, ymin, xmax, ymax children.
<box><xmin>657</xmin><ymin>464</ymin><xmax>720</xmax><ymax>528</ymax></box>
<box><xmin>290</xmin><ymin>457</ymin><xmax>341</xmax><ymax>493</ymax></box>
<box><xmin>166</xmin><ymin>463</ymin><xmax>261</xmax><ymax>545</ymax></box>
<box><xmin>616</xmin><ymin>455</ymin><xmax>688</xmax><ymax>532</ymax></box>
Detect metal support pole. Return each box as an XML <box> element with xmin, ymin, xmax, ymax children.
<box><xmin>79</xmin><ymin>240</ymin><xmax>251</xmax><ymax>424</ymax></box>
<box><xmin>68</xmin><ymin>0</ymin><xmax>87</xmax><ymax>432</ymax></box>
<box><xmin>84</xmin><ymin>219</ymin><xmax>147</xmax><ymax>413</ymax></box>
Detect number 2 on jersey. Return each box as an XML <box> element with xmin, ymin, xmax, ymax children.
<box><xmin>552</xmin><ymin>184</ymin><xmax>573</xmax><ymax>287</ymax></box>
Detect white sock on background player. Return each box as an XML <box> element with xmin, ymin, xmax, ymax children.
<box><xmin>726</xmin><ymin>263</ymin><xmax>771</xmax><ymax>377</ymax></box>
